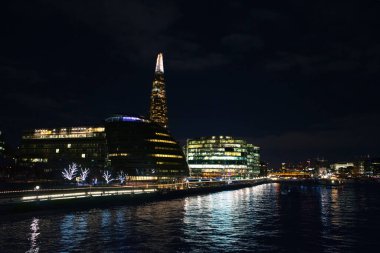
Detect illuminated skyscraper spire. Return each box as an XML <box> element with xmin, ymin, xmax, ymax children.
<box><xmin>149</xmin><ymin>53</ymin><xmax>168</xmax><ymax>128</ymax></box>
<box><xmin>155</xmin><ymin>53</ymin><xmax>164</xmax><ymax>73</ymax></box>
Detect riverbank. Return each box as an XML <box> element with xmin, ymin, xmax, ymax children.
<box><xmin>0</xmin><ymin>178</ymin><xmax>269</xmax><ymax>215</ymax></box>
<box><xmin>1</xmin><ymin>178</ymin><xmax>378</xmax><ymax>215</ymax></box>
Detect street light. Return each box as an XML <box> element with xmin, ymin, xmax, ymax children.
<box><xmin>34</xmin><ymin>185</ymin><xmax>40</xmax><ymax>200</ymax></box>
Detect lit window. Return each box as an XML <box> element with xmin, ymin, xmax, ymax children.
<box><xmin>81</xmin><ymin>154</ymin><xmax>86</xmax><ymax>158</ymax></box>
<box><xmin>155</xmin><ymin>132</ymin><xmax>170</xmax><ymax>137</ymax></box>
<box><xmin>146</xmin><ymin>139</ymin><xmax>176</xmax><ymax>144</ymax></box>
<box><xmin>67</xmin><ymin>144</ymin><xmax>71</xmax><ymax>148</ymax></box>
<box><xmin>109</xmin><ymin>153</ymin><xmax>129</xmax><ymax>157</ymax></box>
<box><xmin>149</xmin><ymin>154</ymin><xmax>183</xmax><ymax>159</ymax></box>
<box><xmin>56</xmin><ymin>149</ymin><xmax>59</xmax><ymax>153</ymax></box>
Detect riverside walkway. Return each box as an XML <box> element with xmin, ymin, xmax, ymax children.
<box><xmin>0</xmin><ymin>178</ymin><xmax>270</xmax><ymax>213</ymax></box>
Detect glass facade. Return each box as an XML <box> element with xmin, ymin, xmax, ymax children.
<box><xmin>19</xmin><ymin>117</ymin><xmax>189</xmax><ymax>181</ymax></box>
<box><xmin>105</xmin><ymin>115</ymin><xmax>188</xmax><ymax>182</ymax></box>
<box><xmin>246</xmin><ymin>144</ymin><xmax>261</xmax><ymax>177</ymax></box>
<box><xmin>186</xmin><ymin>136</ymin><xmax>260</xmax><ymax>178</ymax></box>
<box><xmin>149</xmin><ymin>53</ymin><xmax>169</xmax><ymax>128</ymax></box>
<box><xmin>19</xmin><ymin>127</ymin><xmax>107</xmax><ymax>178</ymax></box>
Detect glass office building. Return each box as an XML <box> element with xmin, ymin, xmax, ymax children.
<box><xmin>246</xmin><ymin>144</ymin><xmax>261</xmax><ymax>177</ymax></box>
<box><xmin>149</xmin><ymin>53</ymin><xmax>169</xmax><ymax>128</ymax></box>
<box><xmin>186</xmin><ymin>136</ymin><xmax>260</xmax><ymax>178</ymax></box>
<box><xmin>19</xmin><ymin>126</ymin><xmax>108</xmax><ymax>178</ymax></box>
<box><xmin>105</xmin><ymin>115</ymin><xmax>188</xmax><ymax>182</ymax></box>
<box><xmin>19</xmin><ymin>117</ymin><xmax>189</xmax><ymax>182</ymax></box>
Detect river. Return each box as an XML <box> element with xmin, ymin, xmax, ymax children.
<box><xmin>1</xmin><ymin>183</ymin><xmax>379</xmax><ymax>252</ymax></box>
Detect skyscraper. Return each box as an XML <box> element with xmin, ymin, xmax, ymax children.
<box><xmin>149</xmin><ymin>53</ymin><xmax>169</xmax><ymax>128</ymax></box>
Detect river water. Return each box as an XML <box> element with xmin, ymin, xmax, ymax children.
<box><xmin>1</xmin><ymin>183</ymin><xmax>380</xmax><ymax>252</ymax></box>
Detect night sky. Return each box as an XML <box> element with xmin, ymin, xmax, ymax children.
<box><xmin>1</xmin><ymin>0</ymin><xmax>380</xmax><ymax>166</ymax></box>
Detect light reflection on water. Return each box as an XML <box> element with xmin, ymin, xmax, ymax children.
<box><xmin>26</xmin><ymin>218</ymin><xmax>39</xmax><ymax>253</ymax></box>
<box><xmin>1</xmin><ymin>183</ymin><xmax>380</xmax><ymax>252</ymax></box>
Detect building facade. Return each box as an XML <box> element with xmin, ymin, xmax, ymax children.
<box><xmin>246</xmin><ymin>144</ymin><xmax>260</xmax><ymax>177</ymax></box>
<box><xmin>355</xmin><ymin>157</ymin><xmax>380</xmax><ymax>177</ymax></box>
<box><xmin>19</xmin><ymin>118</ymin><xmax>189</xmax><ymax>182</ymax></box>
<box><xmin>105</xmin><ymin>115</ymin><xmax>188</xmax><ymax>182</ymax></box>
<box><xmin>17</xmin><ymin>53</ymin><xmax>188</xmax><ymax>182</ymax></box>
<box><xmin>186</xmin><ymin>136</ymin><xmax>260</xmax><ymax>178</ymax></box>
<box><xmin>149</xmin><ymin>53</ymin><xmax>169</xmax><ymax>128</ymax></box>
<box><xmin>19</xmin><ymin>126</ymin><xmax>107</xmax><ymax>178</ymax></box>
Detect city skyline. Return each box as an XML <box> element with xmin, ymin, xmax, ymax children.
<box><xmin>1</xmin><ymin>0</ymin><xmax>380</xmax><ymax>166</ymax></box>
<box><xmin>1</xmin><ymin>2</ymin><xmax>380</xmax><ymax>252</ymax></box>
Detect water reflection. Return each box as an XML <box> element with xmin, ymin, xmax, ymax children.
<box><xmin>1</xmin><ymin>183</ymin><xmax>380</xmax><ymax>252</ymax></box>
<box><xmin>59</xmin><ymin>212</ymin><xmax>89</xmax><ymax>252</ymax></box>
<box><xmin>183</xmin><ymin>184</ymin><xmax>278</xmax><ymax>252</ymax></box>
<box><xmin>26</xmin><ymin>218</ymin><xmax>40</xmax><ymax>253</ymax></box>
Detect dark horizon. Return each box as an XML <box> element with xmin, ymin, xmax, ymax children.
<box><xmin>1</xmin><ymin>0</ymin><xmax>380</xmax><ymax>167</ymax></box>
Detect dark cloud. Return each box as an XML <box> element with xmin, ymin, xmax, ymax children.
<box><xmin>221</xmin><ymin>34</ymin><xmax>264</xmax><ymax>52</ymax></box>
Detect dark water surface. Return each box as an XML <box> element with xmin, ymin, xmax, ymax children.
<box><xmin>1</xmin><ymin>183</ymin><xmax>380</xmax><ymax>252</ymax></box>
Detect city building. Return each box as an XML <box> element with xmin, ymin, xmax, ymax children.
<box><xmin>185</xmin><ymin>136</ymin><xmax>260</xmax><ymax>178</ymax></box>
<box><xmin>105</xmin><ymin>115</ymin><xmax>188</xmax><ymax>182</ymax></box>
<box><xmin>19</xmin><ymin>126</ymin><xmax>107</xmax><ymax>178</ymax></box>
<box><xmin>355</xmin><ymin>157</ymin><xmax>380</xmax><ymax>176</ymax></box>
<box><xmin>330</xmin><ymin>162</ymin><xmax>355</xmax><ymax>177</ymax></box>
<box><xmin>149</xmin><ymin>53</ymin><xmax>169</xmax><ymax>128</ymax></box>
<box><xmin>19</xmin><ymin>116</ymin><xmax>189</xmax><ymax>181</ymax></box>
<box><xmin>311</xmin><ymin>158</ymin><xmax>329</xmax><ymax>177</ymax></box>
<box><xmin>259</xmin><ymin>161</ymin><xmax>269</xmax><ymax>176</ymax></box>
<box><xmin>17</xmin><ymin>53</ymin><xmax>188</xmax><ymax>182</ymax></box>
<box><xmin>246</xmin><ymin>144</ymin><xmax>261</xmax><ymax>177</ymax></box>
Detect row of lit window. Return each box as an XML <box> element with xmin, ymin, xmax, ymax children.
<box><xmin>155</xmin><ymin>132</ymin><xmax>170</xmax><ymax>137</ymax></box>
<box><xmin>21</xmin><ymin>143</ymin><xmax>104</xmax><ymax>149</ymax></box>
<box><xmin>21</xmin><ymin>158</ymin><xmax>48</xmax><ymax>163</ymax></box>
<box><xmin>34</xmin><ymin>127</ymin><xmax>104</xmax><ymax>134</ymax></box>
<box><xmin>187</xmin><ymin>148</ymin><xmax>247</xmax><ymax>153</ymax></box>
<box><xmin>188</xmin><ymin>160</ymin><xmax>246</xmax><ymax>165</ymax></box>
<box><xmin>188</xmin><ymin>156</ymin><xmax>245</xmax><ymax>161</ymax></box>
<box><xmin>149</xmin><ymin>154</ymin><xmax>183</xmax><ymax>159</ymax></box>
<box><xmin>109</xmin><ymin>153</ymin><xmax>129</xmax><ymax>157</ymax></box>
<box><xmin>23</xmin><ymin>133</ymin><xmax>104</xmax><ymax>140</ymax></box>
<box><xmin>155</xmin><ymin>146</ymin><xmax>178</xmax><ymax>151</ymax></box>
<box><xmin>191</xmin><ymin>168</ymin><xmax>248</xmax><ymax>173</ymax></box>
<box><xmin>188</xmin><ymin>152</ymin><xmax>226</xmax><ymax>156</ymax></box>
<box><xmin>188</xmin><ymin>164</ymin><xmax>248</xmax><ymax>169</ymax></box>
<box><xmin>156</xmin><ymin>161</ymin><xmax>182</xmax><ymax>165</ymax></box>
<box><xmin>188</xmin><ymin>151</ymin><xmax>242</xmax><ymax>157</ymax></box>
<box><xmin>147</xmin><ymin>139</ymin><xmax>176</xmax><ymax>144</ymax></box>
<box><xmin>187</xmin><ymin>144</ymin><xmax>243</xmax><ymax>149</ymax></box>
<box><xmin>189</xmin><ymin>139</ymin><xmax>245</xmax><ymax>145</ymax></box>
<box><xmin>147</xmin><ymin>169</ymin><xmax>178</xmax><ymax>173</ymax></box>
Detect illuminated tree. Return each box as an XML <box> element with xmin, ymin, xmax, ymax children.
<box><xmin>102</xmin><ymin>170</ymin><xmax>113</xmax><ymax>184</ymax></box>
<box><xmin>117</xmin><ymin>171</ymin><xmax>127</xmax><ymax>184</ymax></box>
<box><xmin>62</xmin><ymin>163</ymin><xmax>78</xmax><ymax>181</ymax></box>
<box><xmin>80</xmin><ymin>168</ymin><xmax>90</xmax><ymax>182</ymax></box>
